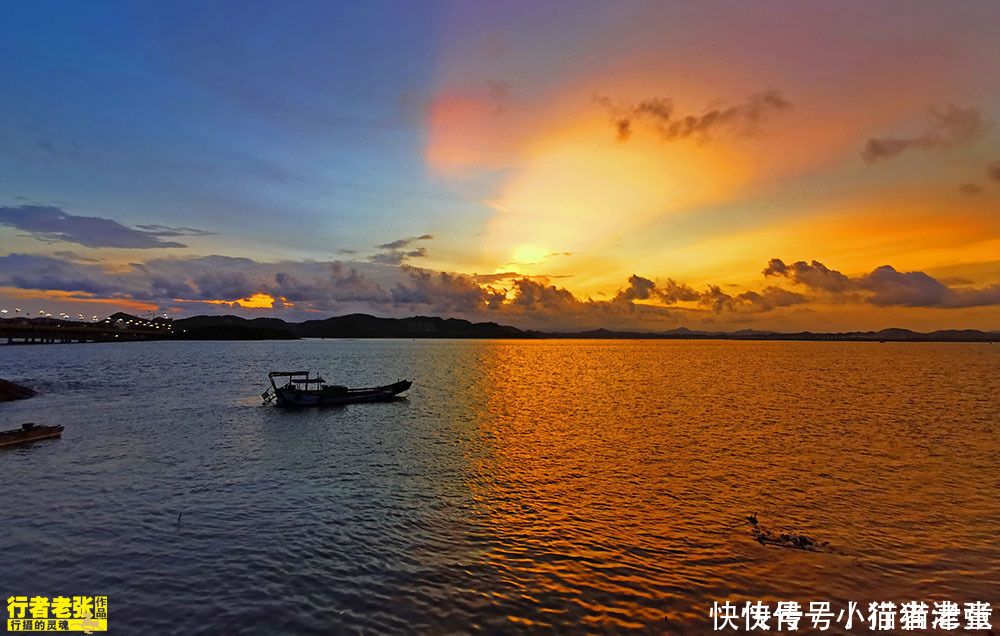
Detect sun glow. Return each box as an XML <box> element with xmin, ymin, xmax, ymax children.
<box><xmin>178</xmin><ymin>293</ymin><xmax>279</xmax><ymax>309</ymax></box>
<box><xmin>513</xmin><ymin>245</ymin><xmax>548</xmax><ymax>265</ymax></box>
<box><xmin>238</xmin><ymin>293</ymin><xmax>276</xmax><ymax>309</ymax></box>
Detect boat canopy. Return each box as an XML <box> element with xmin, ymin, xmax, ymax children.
<box><xmin>268</xmin><ymin>371</ymin><xmax>327</xmax><ymax>390</ymax></box>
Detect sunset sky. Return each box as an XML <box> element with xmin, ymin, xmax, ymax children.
<box><xmin>2</xmin><ymin>0</ymin><xmax>1000</xmax><ymax>331</ymax></box>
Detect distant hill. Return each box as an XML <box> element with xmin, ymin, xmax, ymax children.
<box><xmin>172</xmin><ymin>315</ymin><xmax>296</xmax><ymax>340</ymax></box>
<box><xmin>90</xmin><ymin>312</ymin><xmax>1000</xmax><ymax>342</ymax></box>
<box><xmin>293</xmin><ymin>313</ymin><xmax>529</xmax><ymax>338</ymax></box>
<box><xmin>170</xmin><ymin>313</ymin><xmax>529</xmax><ymax>340</ymax></box>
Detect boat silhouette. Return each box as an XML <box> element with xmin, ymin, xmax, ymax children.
<box><xmin>0</xmin><ymin>423</ymin><xmax>63</xmax><ymax>448</ymax></box>
<box><xmin>262</xmin><ymin>371</ymin><xmax>411</xmax><ymax>407</ymax></box>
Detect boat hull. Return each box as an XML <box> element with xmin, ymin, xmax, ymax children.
<box><xmin>274</xmin><ymin>380</ymin><xmax>411</xmax><ymax>407</ymax></box>
<box><xmin>0</xmin><ymin>424</ymin><xmax>63</xmax><ymax>448</ymax></box>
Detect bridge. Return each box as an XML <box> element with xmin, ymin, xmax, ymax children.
<box><xmin>0</xmin><ymin>320</ymin><xmax>170</xmax><ymax>344</ymax></box>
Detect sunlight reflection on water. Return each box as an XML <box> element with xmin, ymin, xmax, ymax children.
<box><xmin>1</xmin><ymin>339</ymin><xmax>998</xmax><ymax>633</ymax></box>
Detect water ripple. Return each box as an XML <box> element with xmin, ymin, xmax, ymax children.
<box><xmin>1</xmin><ymin>339</ymin><xmax>998</xmax><ymax>632</ymax></box>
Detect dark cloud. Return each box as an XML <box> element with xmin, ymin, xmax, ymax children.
<box><xmin>0</xmin><ymin>205</ymin><xmax>212</xmax><ymax>249</ymax></box>
<box><xmin>698</xmin><ymin>285</ymin><xmax>806</xmax><ymax>313</ymax></box>
<box><xmin>763</xmin><ymin>259</ymin><xmax>853</xmax><ymax>293</ymax></box>
<box><xmin>597</xmin><ymin>89</ymin><xmax>791</xmax><ymax>143</ymax></box>
<box><xmin>370</xmin><ymin>248</ymin><xmax>427</xmax><ymax>265</ymax></box>
<box><xmin>52</xmin><ymin>250</ymin><xmax>101</xmax><ymax>263</ymax></box>
<box><xmin>390</xmin><ymin>266</ymin><xmax>506</xmax><ymax>312</ymax></box>
<box><xmin>508</xmin><ymin>279</ymin><xmax>580</xmax><ymax>312</ymax></box>
<box><xmin>959</xmin><ymin>183</ymin><xmax>984</xmax><ymax>195</ymax></box>
<box><xmin>987</xmin><ymin>160</ymin><xmax>1000</xmax><ymax>183</ymax></box>
<box><xmin>271</xmin><ymin>272</ymin><xmax>321</xmax><ymax>302</ymax></box>
<box><xmin>757</xmin><ymin>286</ymin><xmax>807</xmax><ymax>307</ymax></box>
<box><xmin>616</xmin><ymin>274</ymin><xmax>658</xmax><ymax>301</ymax></box>
<box><xmin>765</xmin><ymin>258</ymin><xmax>1000</xmax><ymax>308</ymax></box>
<box><xmin>271</xmin><ymin>263</ymin><xmax>388</xmax><ymax>306</ymax></box>
<box><xmin>858</xmin><ymin>266</ymin><xmax>946</xmax><ymax>307</ymax></box>
<box><xmin>370</xmin><ymin>251</ymin><xmax>407</xmax><ymax>265</ymax></box>
<box><xmin>192</xmin><ymin>271</ymin><xmax>257</xmax><ymax>301</ymax></box>
<box><xmin>147</xmin><ymin>276</ymin><xmax>197</xmax><ymax>300</ymax></box>
<box><xmin>375</xmin><ymin>234</ymin><xmax>434</xmax><ymax>250</ymax></box>
<box><xmin>371</xmin><ymin>234</ymin><xmax>433</xmax><ymax>265</ymax></box>
<box><xmin>327</xmin><ymin>263</ymin><xmax>387</xmax><ymax>301</ymax></box>
<box><xmin>657</xmin><ymin>279</ymin><xmax>702</xmax><ymax>304</ymax></box>
<box><xmin>0</xmin><ymin>253</ymin><xmax>393</xmax><ymax>309</ymax></box>
<box><xmin>861</xmin><ymin>104</ymin><xmax>990</xmax><ymax>163</ymax></box>
<box><xmin>3</xmin><ymin>250</ymin><xmax>992</xmax><ymax>328</ymax></box>
<box><xmin>614</xmin><ymin>274</ymin><xmax>700</xmax><ymax>304</ymax></box>
<box><xmin>0</xmin><ymin>253</ymin><xmax>116</xmax><ymax>295</ymax></box>
<box><xmin>611</xmin><ymin>273</ymin><xmax>800</xmax><ymax>313</ymax></box>
<box><xmin>377</xmin><ymin>239</ymin><xmax>411</xmax><ymax>250</ymax></box>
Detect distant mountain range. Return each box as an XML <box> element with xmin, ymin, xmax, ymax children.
<box><xmin>166</xmin><ymin>313</ymin><xmax>525</xmax><ymax>340</ymax></box>
<box><xmin>104</xmin><ymin>312</ymin><xmax>1000</xmax><ymax>342</ymax></box>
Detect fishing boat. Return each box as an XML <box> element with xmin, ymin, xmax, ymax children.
<box><xmin>262</xmin><ymin>371</ymin><xmax>411</xmax><ymax>407</ymax></box>
<box><xmin>0</xmin><ymin>423</ymin><xmax>64</xmax><ymax>448</ymax></box>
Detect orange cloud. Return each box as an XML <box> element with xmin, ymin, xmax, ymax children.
<box><xmin>0</xmin><ymin>287</ymin><xmax>159</xmax><ymax>312</ymax></box>
<box><xmin>174</xmin><ymin>293</ymin><xmax>280</xmax><ymax>309</ymax></box>
<box><xmin>236</xmin><ymin>292</ymin><xmax>277</xmax><ymax>308</ymax></box>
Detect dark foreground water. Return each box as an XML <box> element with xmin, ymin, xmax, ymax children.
<box><xmin>1</xmin><ymin>340</ymin><xmax>998</xmax><ymax>633</ymax></box>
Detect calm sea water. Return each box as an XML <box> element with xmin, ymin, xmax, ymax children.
<box><xmin>1</xmin><ymin>339</ymin><xmax>998</xmax><ymax>633</ymax></box>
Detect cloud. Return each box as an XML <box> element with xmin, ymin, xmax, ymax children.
<box><xmin>370</xmin><ymin>248</ymin><xmax>428</xmax><ymax>265</ymax></box>
<box><xmin>0</xmin><ymin>253</ymin><xmax>116</xmax><ymax>295</ymax></box>
<box><xmin>2</xmin><ymin>251</ymin><xmax>993</xmax><ymax>329</ymax></box>
<box><xmin>614</xmin><ymin>274</ymin><xmax>700</xmax><ymax>304</ymax></box>
<box><xmin>52</xmin><ymin>250</ymin><xmax>101</xmax><ymax>263</ymax></box>
<box><xmin>597</xmin><ymin>89</ymin><xmax>791</xmax><ymax>143</ymax></box>
<box><xmin>762</xmin><ymin>259</ymin><xmax>853</xmax><ymax>293</ymax></box>
<box><xmin>611</xmin><ymin>273</ymin><xmax>802</xmax><ymax>313</ymax></box>
<box><xmin>765</xmin><ymin>258</ymin><xmax>1000</xmax><ymax>308</ymax></box>
<box><xmin>656</xmin><ymin>279</ymin><xmax>702</xmax><ymax>304</ymax></box>
<box><xmin>730</xmin><ymin>286</ymin><xmax>807</xmax><ymax>312</ymax></box>
<box><xmin>375</xmin><ymin>234</ymin><xmax>433</xmax><ymax>250</ymax></box>
<box><xmin>0</xmin><ymin>205</ymin><xmax>213</xmax><ymax>249</ymax></box>
<box><xmin>370</xmin><ymin>234</ymin><xmax>433</xmax><ymax>265</ymax></box>
<box><xmin>987</xmin><ymin>161</ymin><xmax>1000</xmax><ymax>183</ymax></box>
<box><xmin>191</xmin><ymin>271</ymin><xmax>257</xmax><ymax>301</ymax></box>
<box><xmin>133</xmin><ymin>224</ymin><xmax>216</xmax><ymax>238</ymax></box>
<box><xmin>0</xmin><ymin>253</ymin><xmax>397</xmax><ymax>312</ymax></box>
<box><xmin>861</xmin><ymin>104</ymin><xmax>990</xmax><ymax>163</ymax></box>
<box><xmin>377</xmin><ymin>239</ymin><xmax>412</xmax><ymax>250</ymax></box>
<box><xmin>469</xmin><ymin>271</ymin><xmax>523</xmax><ymax>284</ymax></box>
<box><xmin>697</xmin><ymin>284</ymin><xmax>806</xmax><ymax>313</ymax></box>
<box><xmin>271</xmin><ymin>263</ymin><xmax>388</xmax><ymax>305</ymax></box>
<box><xmin>390</xmin><ymin>266</ymin><xmax>506</xmax><ymax>312</ymax></box>
<box><xmin>616</xmin><ymin>274</ymin><xmax>657</xmax><ymax>301</ymax></box>
<box><xmin>508</xmin><ymin>278</ymin><xmax>580</xmax><ymax>312</ymax></box>
<box><xmin>147</xmin><ymin>276</ymin><xmax>197</xmax><ymax>299</ymax></box>
<box><xmin>959</xmin><ymin>183</ymin><xmax>984</xmax><ymax>195</ymax></box>
<box><xmin>327</xmin><ymin>263</ymin><xmax>387</xmax><ymax>301</ymax></box>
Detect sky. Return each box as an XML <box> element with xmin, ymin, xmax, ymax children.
<box><xmin>2</xmin><ymin>0</ymin><xmax>1000</xmax><ymax>332</ymax></box>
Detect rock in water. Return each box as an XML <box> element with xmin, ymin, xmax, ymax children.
<box><xmin>0</xmin><ymin>378</ymin><xmax>37</xmax><ymax>402</ymax></box>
